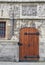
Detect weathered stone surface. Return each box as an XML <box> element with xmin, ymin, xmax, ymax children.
<box><xmin>0</xmin><ymin>41</ymin><xmax>19</xmax><ymax>62</ymax></box>
<box><xmin>14</xmin><ymin>20</ymin><xmax>45</xmax><ymax>60</ymax></box>
<box><xmin>0</xmin><ymin>3</ymin><xmax>45</xmax><ymax>18</ymax></box>
<box><xmin>0</xmin><ymin>1</ymin><xmax>45</xmax><ymax>62</ymax></box>
<box><xmin>0</xmin><ymin>3</ymin><xmax>10</xmax><ymax>18</ymax></box>
<box><xmin>9</xmin><ymin>4</ymin><xmax>20</xmax><ymax>19</ymax></box>
<box><xmin>0</xmin><ymin>0</ymin><xmax>45</xmax><ymax>2</ymax></box>
<box><xmin>22</xmin><ymin>4</ymin><xmax>37</xmax><ymax>16</ymax></box>
<box><xmin>0</xmin><ymin>3</ymin><xmax>20</xmax><ymax>18</ymax></box>
<box><xmin>37</xmin><ymin>4</ymin><xmax>45</xmax><ymax>17</ymax></box>
<box><xmin>20</xmin><ymin>3</ymin><xmax>45</xmax><ymax>18</ymax></box>
<box><xmin>14</xmin><ymin>20</ymin><xmax>45</xmax><ymax>30</ymax></box>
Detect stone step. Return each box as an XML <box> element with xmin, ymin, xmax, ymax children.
<box><xmin>0</xmin><ymin>62</ymin><xmax>45</xmax><ymax>65</ymax></box>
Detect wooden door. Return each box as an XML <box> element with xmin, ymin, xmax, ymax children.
<box><xmin>19</xmin><ymin>27</ymin><xmax>39</xmax><ymax>62</ymax></box>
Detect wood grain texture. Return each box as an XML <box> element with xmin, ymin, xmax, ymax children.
<box><xmin>19</xmin><ymin>27</ymin><xmax>39</xmax><ymax>61</ymax></box>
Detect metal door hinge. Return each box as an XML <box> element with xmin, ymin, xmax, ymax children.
<box><xmin>24</xmin><ymin>56</ymin><xmax>39</xmax><ymax>58</ymax></box>
<box><xmin>24</xmin><ymin>32</ymin><xmax>39</xmax><ymax>35</ymax></box>
<box><xmin>18</xmin><ymin>42</ymin><xmax>22</xmax><ymax>46</ymax></box>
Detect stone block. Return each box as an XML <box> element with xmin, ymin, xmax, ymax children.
<box><xmin>0</xmin><ymin>42</ymin><xmax>19</xmax><ymax>62</ymax></box>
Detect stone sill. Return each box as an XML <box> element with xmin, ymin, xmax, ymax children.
<box><xmin>19</xmin><ymin>17</ymin><xmax>45</xmax><ymax>20</ymax></box>
<box><xmin>0</xmin><ymin>40</ymin><xmax>18</xmax><ymax>45</ymax></box>
<box><xmin>1</xmin><ymin>17</ymin><xmax>45</xmax><ymax>20</ymax></box>
<box><xmin>0</xmin><ymin>40</ymin><xmax>18</xmax><ymax>43</ymax></box>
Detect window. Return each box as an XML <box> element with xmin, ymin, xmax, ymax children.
<box><xmin>0</xmin><ymin>22</ymin><xmax>6</xmax><ymax>37</ymax></box>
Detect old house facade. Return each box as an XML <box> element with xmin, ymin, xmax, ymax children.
<box><xmin>0</xmin><ymin>0</ymin><xmax>45</xmax><ymax>62</ymax></box>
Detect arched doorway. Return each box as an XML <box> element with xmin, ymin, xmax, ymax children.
<box><xmin>18</xmin><ymin>27</ymin><xmax>39</xmax><ymax>62</ymax></box>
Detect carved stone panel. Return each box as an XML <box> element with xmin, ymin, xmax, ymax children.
<box><xmin>22</xmin><ymin>4</ymin><xmax>37</xmax><ymax>16</ymax></box>
<box><xmin>38</xmin><ymin>4</ymin><xmax>45</xmax><ymax>17</ymax></box>
<box><xmin>0</xmin><ymin>3</ymin><xmax>11</xmax><ymax>18</ymax></box>
<box><xmin>9</xmin><ymin>4</ymin><xmax>20</xmax><ymax>19</ymax></box>
<box><xmin>14</xmin><ymin>4</ymin><xmax>20</xmax><ymax>18</ymax></box>
<box><xmin>0</xmin><ymin>3</ymin><xmax>20</xmax><ymax>18</ymax></box>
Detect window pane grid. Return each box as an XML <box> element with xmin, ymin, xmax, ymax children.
<box><xmin>0</xmin><ymin>22</ymin><xmax>6</xmax><ymax>38</ymax></box>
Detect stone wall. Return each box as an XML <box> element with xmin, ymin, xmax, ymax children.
<box><xmin>0</xmin><ymin>3</ymin><xmax>45</xmax><ymax>19</ymax></box>
<box><xmin>0</xmin><ymin>0</ymin><xmax>45</xmax><ymax>2</ymax></box>
<box><xmin>13</xmin><ymin>19</ymin><xmax>45</xmax><ymax>61</ymax></box>
<box><xmin>0</xmin><ymin>2</ymin><xmax>45</xmax><ymax>61</ymax></box>
<box><xmin>0</xmin><ymin>41</ymin><xmax>19</xmax><ymax>62</ymax></box>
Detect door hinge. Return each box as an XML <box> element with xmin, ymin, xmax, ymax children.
<box><xmin>24</xmin><ymin>32</ymin><xmax>39</xmax><ymax>35</ymax></box>
<box><xmin>24</xmin><ymin>56</ymin><xmax>39</xmax><ymax>58</ymax></box>
<box><xmin>18</xmin><ymin>42</ymin><xmax>22</xmax><ymax>46</ymax></box>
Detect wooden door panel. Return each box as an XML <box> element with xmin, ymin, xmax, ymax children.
<box><xmin>19</xmin><ymin>27</ymin><xmax>39</xmax><ymax>61</ymax></box>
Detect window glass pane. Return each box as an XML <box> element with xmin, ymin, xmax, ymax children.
<box><xmin>0</xmin><ymin>22</ymin><xmax>6</xmax><ymax>37</ymax></box>
<box><xmin>0</xmin><ymin>23</ymin><xmax>2</xmax><ymax>27</ymax></box>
